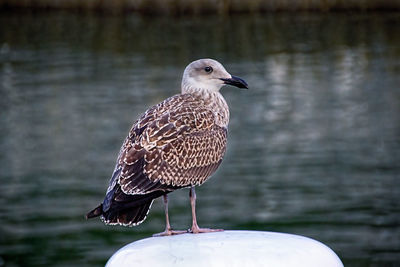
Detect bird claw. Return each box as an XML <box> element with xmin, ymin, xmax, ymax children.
<box><xmin>153</xmin><ymin>227</ymin><xmax>224</xmax><ymax>236</ymax></box>
<box><xmin>153</xmin><ymin>229</ymin><xmax>187</xmax><ymax>237</ymax></box>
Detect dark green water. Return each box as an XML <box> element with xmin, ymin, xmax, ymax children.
<box><xmin>1</xmin><ymin>11</ymin><xmax>399</xmax><ymax>266</ymax></box>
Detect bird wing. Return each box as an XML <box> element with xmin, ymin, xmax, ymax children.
<box><xmin>142</xmin><ymin>123</ymin><xmax>227</xmax><ymax>187</ymax></box>
<box><xmin>104</xmin><ymin>94</ymin><xmax>227</xmax><ymax>206</ymax></box>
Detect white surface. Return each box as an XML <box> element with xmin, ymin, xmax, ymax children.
<box><xmin>106</xmin><ymin>230</ymin><xmax>343</xmax><ymax>267</ymax></box>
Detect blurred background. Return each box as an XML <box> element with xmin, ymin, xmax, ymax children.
<box><xmin>0</xmin><ymin>3</ymin><xmax>399</xmax><ymax>267</ymax></box>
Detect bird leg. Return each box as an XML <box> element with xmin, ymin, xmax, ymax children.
<box><xmin>189</xmin><ymin>187</ymin><xmax>223</xmax><ymax>234</ymax></box>
<box><xmin>153</xmin><ymin>194</ymin><xmax>186</xmax><ymax>237</ymax></box>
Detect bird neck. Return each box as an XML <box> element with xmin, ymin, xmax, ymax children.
<box><xmin>181</xmin><ymin>79</ymin><xmax>221</xmax><ymax>94</ymax></box>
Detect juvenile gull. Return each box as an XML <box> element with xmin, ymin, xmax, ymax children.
<box><xmin>86</xmin><ymin>59</ymin><xmax>248</xmax><ymax>236</ymax></box>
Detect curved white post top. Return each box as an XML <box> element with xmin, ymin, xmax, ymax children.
<box><xmin>106</xmin><ymin>230</ymin><xmax>343</xmax><ymax>267</ymax></box>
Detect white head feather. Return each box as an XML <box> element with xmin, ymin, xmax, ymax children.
<box><xmin>181</xmin><ymin>59</ymin><xmax>232</xmax><ymax>93</ymax></box>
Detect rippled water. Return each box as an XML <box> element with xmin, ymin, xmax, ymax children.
<box><xmin>0</xmin><ymin>11</ymin><xmax>399</xmax><ymax>266</ymax></box>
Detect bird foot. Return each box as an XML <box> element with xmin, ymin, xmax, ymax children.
<box><xmin>153</xmin><ymin>229</ymin><xmax>187</xmax><ymax>237</ymax></box>
<box><xmin>189</xmin><ymin>226</ymin><xmax>224</xmax><ymax>234</ymax></box>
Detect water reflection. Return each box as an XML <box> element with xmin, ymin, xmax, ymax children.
<box><xmin>0</xmin><ymin>11</ymin><xmax>399</xmax><ymax>266</ymax></box>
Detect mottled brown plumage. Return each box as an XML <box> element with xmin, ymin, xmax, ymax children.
<box><xmin>86</xmin><ymin>59</ymin><xmax>247</xmax><ymax>234</ymax></box>
<box><xmin>119</xmin><ymin>93</ymin><xmax>227</xmax><ymax>191</ymax></box>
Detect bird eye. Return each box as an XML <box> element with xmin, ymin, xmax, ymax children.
<box><xmin>204</xmin><ymin>66</ymin><xmax>213</xmax><ymax>73</ymax></box>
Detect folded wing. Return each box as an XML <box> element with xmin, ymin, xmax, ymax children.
<box><xmin>91</xmin><ymin>94</ymin><xmax>227</xmax><ymax>226</ymax></box>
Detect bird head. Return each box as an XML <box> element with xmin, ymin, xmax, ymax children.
<box><xmin>181</xmin><ymin>58</ymin><xmax>248</xmax><ymax>93</ymax></box>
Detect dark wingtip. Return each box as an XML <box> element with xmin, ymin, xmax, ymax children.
<box><xmin>86</xmin><ymin>204</ymin><xmax>103</xmax><ymax>219</ymax></box>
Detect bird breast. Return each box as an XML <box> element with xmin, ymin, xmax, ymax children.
<box><xmin>196</xmin><ymin>90</ymin><xmax>230</xmax><ymax>128</ymax></box>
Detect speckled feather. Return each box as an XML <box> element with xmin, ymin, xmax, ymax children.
<box><xmin>116</xmin><ymin>93</ymin><xmax>227</xmax><ymax>193</ymax></box>
<box><xmin>86</xmin><ymin>58</ymin><xmax>245</xmax><ymax>227</ymax></box>
<box><xmin>99</xmin><ymin>92</ymin><xmax>228</xmax><ymax>225</ymax></box>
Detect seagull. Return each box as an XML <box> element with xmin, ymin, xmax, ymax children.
<box><xmin>86</xmin><ymin>59</ymin><xmax>248</xmax><ymax>236</ymax></box>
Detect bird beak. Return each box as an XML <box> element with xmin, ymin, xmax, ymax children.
<box><xmin>220</xmin><ymin>75</ymin><xmax>248</xmax><ymax>89</ymax></box>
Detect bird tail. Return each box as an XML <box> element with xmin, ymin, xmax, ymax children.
<box><xmin>102</xmin><ymin>199</ymin><xmax>154</xmax><ymax>226</ymax></box>
<box><xmin>86</xmin><ymin>204</ymin><xmax>103</xmax><ymax>219</ymax></box>
<box><xmin>85</xmin><ymin>191</ymin><xmax>165</xmax><ymax>226</ymax></box>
